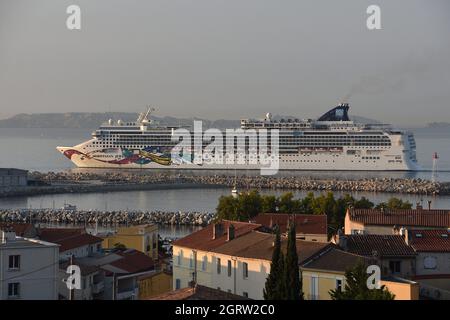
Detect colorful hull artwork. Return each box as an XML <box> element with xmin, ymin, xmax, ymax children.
<box><xmin>62</xmin><ymin>147</ymin><xmax>172</xmax><ymax>166</ymax></box>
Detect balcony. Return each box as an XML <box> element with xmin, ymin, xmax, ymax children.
<box><xmin>92</xmin><ymin>282</ymin><xmax>104</xmax><ymax>294</ymax></box>
<box><xmin>116</xmin><ymin>288</ymin><xmax>138</xmax><ymax>300</ymax></box>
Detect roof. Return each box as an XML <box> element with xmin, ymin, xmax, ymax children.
<box><xmin>212</xmin><ymin>231</ymin><xmax>330</xmax><ymax>263</ymax></box>
<box><xmin>345</xmin><ymin>235</ymin><xmax>416</xmax><ymax>257</ymax></box>
<box><xmin>301</xmin><ymin>247</ymin><xmax>368</xmax><ymax>272</ymax></box>
<box><xmin>251</xmin><ymin>213</ymin><xmax>327</xmax><ymax>235</ymax></box>
<box><xmin>149</xmin><ymin>285</ymin><xmax>251</xmax><ymax>300</ymax></box>
<box><xmin>173</xmin><ymin>220</ymin><xmax>261</xmax><ymax>251</ymax></box>
<box><xmin>60</xmin><ymin>261</ymin><xmax>100</xmax><ymax>276</ymax></box>
<box><xmin>408</xmin><ymin>229</ymin><xmax>450</xmax><ymax>252</ymax></box>
<box><xmin>38</xmin><ymin>228</ymin><xmax>103</xmax><ymax>252</ymax></box>
<box><xmin>38</xmin><ymin>228</ymin><xmax>85</xmax><ymax>242</ymax></box>
<box><xmin>0</xmin><ymin>223</ymin><xmax>34</xmax><ymax>237</ymax></box>
<box><xmin>348</xmin><ymin>208</ymin><xmax>450</xmax><ymax>228</ymax></box>
<box><xmin>0</xmin><ymin>168</ymin><xmax>28</xmax><ymax>175</ymax></box>
<box><xmin>108</xmin><ymin>249</ymin><xmax>154</xmax><ymax>273</ymax></box>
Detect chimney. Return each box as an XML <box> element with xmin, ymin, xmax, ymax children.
<box><xmin>336</xmin><ymin>229</ymin><xmax>348</xmax><ymax>251</ymax></box>
<box><xmin>1</xmin><ymin>230</ymin><xmax>16</xmax><ymax>244</ymax></box>
<box><xmin>401</xmin><ymin>228</ymin><xmax>410</xmax><ymax>245</ymax></box>
<box><xmin>227</xmin><ymin>224</ymin><xmax>235</xmax><ymax>241</ymax></box>
<box><xmin>213</xmin><ymin>223</ymin><xmax>224</xmax><ymax>240</ymax></box>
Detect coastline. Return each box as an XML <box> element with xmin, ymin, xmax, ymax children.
<box><xmin>1</xmin><ymin>171</ymin><xmax>449</xmax><ymax>198</ymax></box>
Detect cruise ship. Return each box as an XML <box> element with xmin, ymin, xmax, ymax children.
<box><xmin>57</xmin><ymin>104</ymin><xmax>420</xmax><ymax>171</ymax></box>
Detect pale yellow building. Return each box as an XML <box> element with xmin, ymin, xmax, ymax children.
<box><xmin>301</xmin><ymin>246</ymin><xmax>419</xmax><ymax>300</ymax></box>
<box><xmin>138</xmin><ymin>270</ymin><xmax>173</xmax><ymax>299</ymax></box>
<box><xmin>172</xmin><ymin>220</ymin><xmax>330</xmax><ymax>300</ymax></box>
<box><xmin>102</xmin><ymin>224</ymin><xmax>158</xmax><ymax>259</ymax></box>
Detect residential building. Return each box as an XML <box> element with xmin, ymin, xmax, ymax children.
<box><xmin>149</xmin><ymin>284</ymin><xmax>251</xmax><ymax>300</ymax></box>
<box><xmin>138</xmin><ymin>270</ymin><xmax>172</xmax><ymax>299</ymax></box>
<box><xmin>172</xmin><ymin>220</ymin><xmax>330</xmax><ymax>299</ymax></box>
<box><xmin>406</xmin><ymin>229</ymin><xmax>450</xmax><ymax>299</ymax></box>
<box><xmin>251</xmin><ymin>213</ymin><xmax>328</xmax><ymax>242</ymax></box>
<box><xmin>38</xmin><ymin>228</ymin><xmax>103</xmax><ymax>259</ymax></box>
<box><xmin>98</xmin><ymin>249</ymin><xmax>155</xmax><ymax>300</ymax></box>
<box><xmin>335</xmin><ymin>233</ymin><xmax>417</xmax><ymax>279</ymax></box>
<box><xmin>0</xmin><ymin>168</ymin><xmax>28</xmax><ymax>187</ymax></box>
<box><xmin>37</xmin><ymin>228</ymin><xmax>106</xmax><ymax>299</ymax></box>
<box><xmin>0</xmin><ymin>228</ymin><xmax>59</xmax><ymax>300</ymax></box>
<box><xmin>344</xmin><ymin>207</ymin><xmax>450</xmax><ymax>235</ymax></box>
<box><xmin>101</xmin><ymin>224</ymin><xmax>158</xmax><ymax>259</ymax></box>
<box><xmin>301</xmin><ymin>246</ymin><xmax>419</xmax><ymax>300</ymax></box>
<box><xmin>58</xmin><ymin>261</ymin><xmax>104</xmax><ymax>300</ymax></box>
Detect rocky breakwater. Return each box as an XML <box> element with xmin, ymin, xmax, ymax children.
<box><xmin>27</xmin><ymin>171</ymin><xmax>446</xmax><ymax>195</ymax></box>
<box><xmin>0</xmin><ymin>209</ymin><xmax>215</xmax><ymax>227</ymax></box>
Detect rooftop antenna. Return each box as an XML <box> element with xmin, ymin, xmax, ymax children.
<box><xmin>432</xmin><ymin>152</ymin><xmax>439</xmax><ymax>182</ymax></box>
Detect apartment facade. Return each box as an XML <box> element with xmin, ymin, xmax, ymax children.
<box><xmin>173</xmin><ymin>220</ymin><xmax>330</xmax><ymax>299</ymax></box>
<box><xmin>301</xmin><ymin>246</ymin><xmax>419</xmax><ymax>300</ymax></box>
<box><xmin>102</xmin><ymin>224</ymin><xmax>159</xmax><ymax>259</ymax></box>
<box><xmin>0</xmin><ymin>229</ymin><xmax>59</xmax><ymax>300</ymax></box>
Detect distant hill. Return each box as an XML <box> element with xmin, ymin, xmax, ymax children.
<box><xmin>0</xmin><ymin>112</ymin><xmax>382</xmax><ymax>129</ymax></box>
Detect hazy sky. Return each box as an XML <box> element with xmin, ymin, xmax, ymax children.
<box><xmin>0</xmin><ymin>0</ymin><xmax>449</xmax><ymax>125</ymax></box>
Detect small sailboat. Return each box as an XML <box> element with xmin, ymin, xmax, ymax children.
<box><xmin>231</xmin><ymin>169</ymin><xmax>238</xmax><ymax>195</ymax></box>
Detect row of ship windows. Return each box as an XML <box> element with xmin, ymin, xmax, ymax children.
<box><xmin>101</xmin><ymin>136</ymin><xmax>391</xmax><ymax>141</ymax></box>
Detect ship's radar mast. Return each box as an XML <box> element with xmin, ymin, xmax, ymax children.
<box><xmin>138</xmin><ymin>106</ymin><xmax>156</xmax><ymax>124</ymax></box>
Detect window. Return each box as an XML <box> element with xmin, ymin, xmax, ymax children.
<box><xmin>202</xmin><ymin>256</ymin><xmax>207</xmax><ymax>271</ymax></box>
<box><xmin>243</xmin><ymin>292</ymin><xmax>249</xmax><ymax>298</ymax></box>
<box><xmin>336</xmin><ymin>279</ymin><xmax>343</xmax><ymax>292</ymax></box>
<box><xmin>423</xmin><ymin>256</ymin><xmax>437</xmax><ymax>269</ymax></box>
<box><xmin>189</xmin><ymin>253</ymin><xmax>194</xmax><ymax>269</ymax></box>
<box><xmin>8</xmin><ymin>255</ymin><xmax>20</xmax><ymax>270</ymax></box>
<box><xmin>8</xmin><ymin>283</ymin><xmax>20</xmax><ymax>298</ymax></box>
<box><xmin>175</xmin><ymin>279</ymin><xmax>181</xmax><ymax>290</ymax></box>
<box><xmin>389</xmin><ymin>261</ymin><xmax>401</xmax><ymax>274</ymax></box>
<box><xmin>217</xmin><ymin>258</ymin><xmax>221</xmax><ymax>274</ymax></box>
<box><xmin>177</xmin><ymin>250</ymin><xmax>183</xmax><ymax>266</ymax></box>
<box><xmin>243</xmin><ymin>262</ymin><xmax>248</xmax><ymax>279</ymax></box>
<box><xmin>227</xmin><ymin>260</ymin><xmax>232</xmax><ymax>277</ymax></box>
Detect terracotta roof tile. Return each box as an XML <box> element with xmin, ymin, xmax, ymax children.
<box><xmin>149</xmin><ymin>285</ymin><xmax>250</xmax><ymax>300</ymax></box>
<box><xmin>345</xmin><ymin>235</ymin><xmax>416</xmax><ymax>257</ymax></box>
<box><xmin>38</xmin><ymin>228</ymin><xmax>103</xmax><ymax>252</ymax></box>
<box><xmin>251</xmin><ymin>213</ymin><xmax>327</xmax><ymax>235</ymax></box>
<box><xmin>109</xmin><ymin>249</ymin><xmax>154</xmax><ymax>273</ymax></box>
<box><xmin>302</xmin><ymin>247</ymin><xmax>368</xmax><ymax>272</ymax></box>
<box><xmin>409</xmin><ymin>230</ymin><xmax>450</xmax><ymax>252</ymax></box>
<box><xmin>0</xmin><ymin>223</ymin><xmax>34</xmax><ymax>237</ymax></box>
<box><xmin>173</xmin><ymin>220</ymin><xmax>261</xmax><ymax>251</ymax></box>
<box><xmin>211</xmin><ymin>231</ymin><xmax>330</xmax><ymax>263</ymax></box>
<box><xmin>348</xmin><ymin>208</ymin><xmax>450</xmax><ymax>228</ymax></box>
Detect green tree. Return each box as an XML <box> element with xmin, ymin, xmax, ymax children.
<box><xmin>284</xmin><ymin>222</ymin><xmax>303</xmax><ymax>300</ymax></box>
<box><xmin>237</xmin><ymin>190</ymin><xmax>262</xmax><ymax>220</ymax></box>
<box><xmin>264</xmin><ymin>226</ymin><xmax>283</xmax><ymax>300</ymax></box>
<box><xmin>278</xmin><ymin>192</ymin><xmax>295</xmax><ymax>213</ymax></box>
<box><xmin>262</xmin><ymin>195</ymin><xmax>278</xmax><ymax>213</ymax></box>
<box><xmin>376</xmin><ymin>197</ymin><xmax>412</xmax><ymax>210</ymax></box>
<box><xmin>329</xmin><ymin>263</ymin><xmax>395</xmax><ymax>300</ymax></box>
<box><xmin>216</xmin><ymin>195</ymin><xmax>239</xmax><ymax>220</ymax></box>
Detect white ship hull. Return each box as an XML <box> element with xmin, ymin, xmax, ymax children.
<box><xmin>57</xmin><ymin>145</ymin><xmax>420</xmax><ymax>171</ymax></box>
